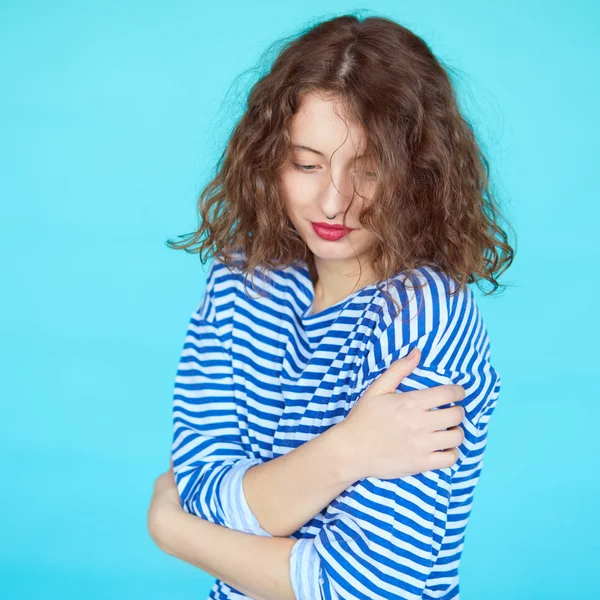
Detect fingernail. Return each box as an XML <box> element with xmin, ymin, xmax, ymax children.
<box><xmin>408</xmin><ymin>347</ymin><xmax>418</xmax><ymax>359</ymax></box>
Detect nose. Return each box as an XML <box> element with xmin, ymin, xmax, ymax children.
<box><xmin>320</xmin><ymin>169</ymin><xmax>356</xmax><ymax>218</ymax></box>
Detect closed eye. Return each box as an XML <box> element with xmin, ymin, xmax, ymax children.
<box><xmin>293</xmin><ymin>163</ymin><xmax>319</xmax><ymax>172</ymax></box>
<box><xmin>292</xmin><ymin>162</ymin><xmax>378</xmax><ymax>178</ymax></box>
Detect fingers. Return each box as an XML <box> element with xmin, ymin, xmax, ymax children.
<box><xmin>418</xmin><ymin>384</ymin><xmax>466</xmax><ymax>411</ymax></box>
<box><xmin>423</xmin><ymin>402</ymin><xmax>465</xmax><ymax>438</ymax></box>
<box><xmin>366</xmin><ymin>347</ymin><xmax>421</xmax><ymax>396</ymax></box>
<box><xmin>427</xmin><ymin>447</ymin><xmax>460</xmax><ymax>470</ymax></box>
<box><xmin>427</xmin><ymin>424</ymin><xmax>465</xmax><ymax>452</ymax></box>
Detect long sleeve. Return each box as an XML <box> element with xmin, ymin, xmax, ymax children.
<box><xmin>289</xmin><ymin>278</ymin><xmax>501</xmax><ymax>600</ymax></box>
<box><xmin>171</xmin><ymin>257</ymin><xmax>272</xmax><ymax>537</ymax></box>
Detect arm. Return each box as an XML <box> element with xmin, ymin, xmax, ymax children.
<box><xmin>153</xmin><ymin>503</ymin><xmax>298</xmax><ymax>600</ymax></box>
<box><xmin>239</xmin><ymin>339</ymin><xmax>446</xmax><ymax>539</ymax></box>
<box><xmin>241</xmin><ymin>423</ymin><xmax>360</xmax><ymax>537</ymax></box>
<box><xmin>172</xmin><ymin>258</ymin><xmax>269</xmax><ymax>532</ymax></box>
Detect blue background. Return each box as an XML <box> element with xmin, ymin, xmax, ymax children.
<box><xmin>2</xmin><ymin>1</ymin><xmax>597</xmax><ymax>598</ymax></box>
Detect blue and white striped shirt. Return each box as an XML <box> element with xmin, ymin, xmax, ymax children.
<box><xmin>171</xmin><ymin>251</ymin><xmax>501</xmax><ymax>600</ymax></box>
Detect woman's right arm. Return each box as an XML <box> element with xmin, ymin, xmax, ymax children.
<box><xmin>240</xmin><ymin>348</ymin><xmax>464</xmax><ymax>538</ymax></box>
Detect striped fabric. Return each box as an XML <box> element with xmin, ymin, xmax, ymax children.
<box><xmin>171</xmin><ymin>251</ymin><xmax>501</xmax><ymax>600</ymax></box>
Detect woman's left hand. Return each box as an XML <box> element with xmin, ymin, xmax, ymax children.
<box><xmin>148</xmin><ymin>458</ymin><xmax>182</xmax><ymax>548</ymax></box>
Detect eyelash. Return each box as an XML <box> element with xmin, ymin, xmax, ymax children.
<box><xmin>292</xmin><ymin>162</ymin><xmax>318</xmax><ymax>172</ymax></box>
<box><xmin>292</xmin><ymin>163</ymin><xmax>377</xmax><ymax>177</ymax></box>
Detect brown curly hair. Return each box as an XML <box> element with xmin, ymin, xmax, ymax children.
<box><xmin>166</xmin><ymin>13</ymin><xmax>516</xmax><ymax>316</ymax></box>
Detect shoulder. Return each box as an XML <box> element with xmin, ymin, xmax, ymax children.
<box><xmin>357</xmin><ymin>264</ymin><xmax>496</xmax><ymax>381</ymax></box>
<box><xmin>211</xmin><ymin>248</ymin><xmax>307</xmax><ymax>302</ymax></box>
<box><xmin>356</xmin><ymin>265</ymin><xmax>501</xmax><ymax>426</ymax></box>
<box><xmin>204</xmin><ymin>250</ymin><xmax>301</xmax><ymax>324</ymax></box>
<box><xmin>204</xmin><ymin>249</ymin><xmax>251</xmax><ymax>297</ymax></box>
<box><xmin>390</xmin><ymin>265</ymin><xmax>502</xmax><ymax>427</ymax></box>
<box><xmin>372</xmin><ymin>263</ymin><xmax>468</xmax><ymax>346</ymax></box>
<box><xmin>353</xmin><ymin>265</ymin><xmax>461</xmax><ymax>381</ymax></box>
<box><xmin>193</xmin><ymin>252</ymin><xmax>246</xmax><ymax>325</ymax></box>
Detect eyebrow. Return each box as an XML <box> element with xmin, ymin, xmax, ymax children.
<box><xmin>293</xmin><ymin>144</ymin><xmax>365</xmax><ymax>160</ymax></box>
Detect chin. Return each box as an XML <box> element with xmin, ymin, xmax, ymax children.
<box><xmin>308</xmin><ymin>240</ymin><xmax>359</xmax><ymax>259</ymax></box>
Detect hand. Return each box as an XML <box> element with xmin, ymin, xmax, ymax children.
<box><xmin>335</xmin><ymin>347</ymin><xmax>466</xmax><ymax>481</ymax></box>
<box><xmin>147</xmin><ymin>458</ymin><xmax>182</xmax><ymax>547</ymax></box>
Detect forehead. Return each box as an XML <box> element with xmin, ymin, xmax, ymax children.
<box><xmin>290</xmin><ymin>92</ymin><xmax>368</xmax><ymax>157</ymax></box>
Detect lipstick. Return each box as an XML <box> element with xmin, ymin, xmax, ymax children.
<box><xmin>311</xmin><ymin>222</ymin><xmax>356</xmax><ymax>241</ymax></box>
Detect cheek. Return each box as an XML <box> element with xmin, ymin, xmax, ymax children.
<box><xmin>279</xmin><ymin>173</ymin><xmax>294</xmax><ymax>209</ymax></box>
<box><xmin>281</xmin><ymin>172</ymin><xmax>315</xmax><ymax>211</ymax></box>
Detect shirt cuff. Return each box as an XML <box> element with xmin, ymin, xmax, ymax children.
<box><xmin>219</xmin><ymin>457</ymin><xmax>273</xmax><ymax>536</ymax></box>
<box><xmin>289</xmin><ymin>537</ymin><xmax>321</xmax><ymax>600</ymax></box>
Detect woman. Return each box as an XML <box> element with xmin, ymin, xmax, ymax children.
<box><xmin>148</xmin><ymin>13</ymin><xmax>515</xmax><ymax>600</ymax></box>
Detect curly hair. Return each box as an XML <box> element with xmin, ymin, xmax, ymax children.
<box><xmin>166</xmin><ymin>13</ymin><xmax>516</xmax><ymax>317</ymax></box>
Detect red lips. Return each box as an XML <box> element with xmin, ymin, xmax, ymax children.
<box><xmin>311</xmin><ymin>222</ymin><xmax>356</xmax><ymax>241</ymax></box>
<box><xmin>311</xmin><ymin>222</ymin><xmax>356</xmax><ymax>231</ymax></box>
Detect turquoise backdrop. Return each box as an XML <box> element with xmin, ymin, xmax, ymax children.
<box><xmin>1</xmin><ymin>1</ymin><xmax>597</xmax><ymax>598</ymax></box>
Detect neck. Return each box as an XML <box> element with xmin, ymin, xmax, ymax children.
<box><xmin>308</xmin><ymin>253</ymin><xmax>379</xmax><ymax>307</ymax></box>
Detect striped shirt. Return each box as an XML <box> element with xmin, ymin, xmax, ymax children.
<box><xmin>171</xmin><ymin>251</ymin><xmax>501</xmax><ymax>600</ymax></box>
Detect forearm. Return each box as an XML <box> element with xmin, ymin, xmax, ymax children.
<box><xmin>242</xmin><ymin>423</ymin><xmax>357</xmax><ymax>537</ymax></box>
<box><xmin>156</xmin><ymin>507</ymin><xmax>298</xmax><ymax>600</ymax></box>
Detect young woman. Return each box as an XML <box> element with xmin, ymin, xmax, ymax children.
<box><xmin>148</xmin><ymin>13</ymin><xmax>515</xmax><ymax>600</ymax></box>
